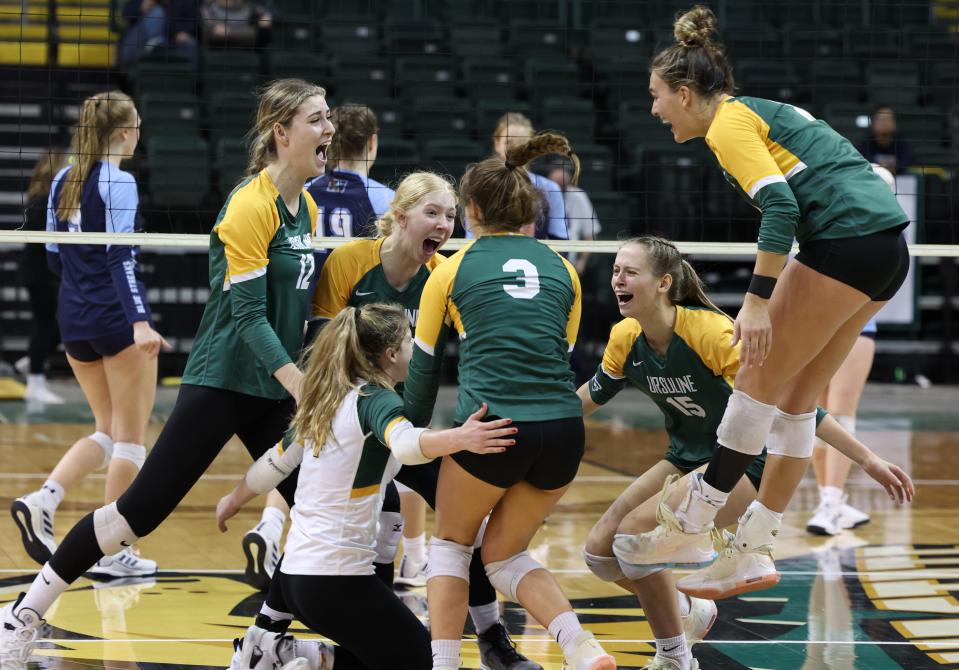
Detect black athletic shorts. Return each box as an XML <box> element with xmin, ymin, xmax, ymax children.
<box><xmin>63</xmin><ymin>327</ymin><xmax>135</xmax><ymax>362</ymax></box>
<box><xmin>451</xmin><ymin>415</ymin><xmax>585</xmax><ymax>490</ymax></box>
<box><xmin>795</xmin><ymin>224</ymin><xmax>909</xmax><ymax>301</ymax></box>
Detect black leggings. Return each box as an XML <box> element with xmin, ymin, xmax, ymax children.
<box><xmin>26</xmin><ymin>281</ymin><xmax>59</xmax><ymax>374</ymax></box>
<box><xmin>281</xmin><ymin>572</ymin><xmax>432</xmax><ymax>670</ymax></box>
<box><xmin>388</xmin><ymin>460</ymin><xmax>498</xmax><ymax>607</ymax></box>
<box><xmin>49</xmin><ymin>384</ymin><xmax>297</xmax><ymax>582</ymax></box>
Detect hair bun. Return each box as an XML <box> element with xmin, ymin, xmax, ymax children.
<box><xmin>673</xmin><ymin>5</ymin><xmax>717</xmax><ymax>48</ymax></box>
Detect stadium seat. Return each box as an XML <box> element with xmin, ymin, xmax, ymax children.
<box><xmin>201</xmin><ymin>49</ymin><xmax>263</xmax><ymax>97</ymax></box>
<box><xmin>735</xmin><ymin>61</ymin><xmax>801</xmax><ymax>103</ymax></box>
<box><xmin>508</xmin><ymin>18</ymin><xmax>571</xmax><ymax>59</ymax></box>
<box><xmin>383</xmin><ymin>17</ymin><xmax>446</xmax><ymax>56</ymax></box>
<box><xmin>587</xmin><ymin>19</ymin><xmax>653</xmax><ymax>66</ymax></box>
<box><xmin>524</xmin><ymin>58</ymin><xmax>585</xmax><ymax>101</ymax></box>
<box><xmin>462</xmin><ymin>57</ymin><xmax>516</xmax><ymax>100</ymax></box>
<box><xmin>843</xmin><ymin>27</ymin><xmax>905</xmax><ymax>60</ymax></box>
<box><xmin>539</xmin><ymin>97</ymin><xmax>595</xmax><ymax>146</ymax></box>
<box><xmin>907</xmin><ymin>27</ymin><xmax>959</xmax><ymax>61</ymax></box>
<box><xmin>865</xmin><ymin>62</ymin><xmax>922</xmax><ymax>107</ymax></box>
<box><xmin>215</xmin><ymin>138</ymin><xmax>249</xmax><ymax>198</ymax></box>
<box><xmin>587</xmin><ymin>191</ymin><xmax>634</xmax><ymax>240</ymax></box>
<box><xmin>395</xmin><ymin>55</ymin><xmax>456</xmax><ymax>99</ymax></box>
<box><xmin>602</xmin><ymin>60</ymin><xmax>653</xmax><ymax>109</ymax></box>
<box><xmin>950</xmin><ymin>106</ymin><xmax>959</xmax><ymax>148</ymax></box>
<box><xmin>894</xmin><ymin>105</ymin><xmax>946</xmax><ymax>148</ymax></box>
<box><xmin>146</xmin><ymin>136</ymin><xmax>210</xmax><ymax>207</ymax></box>
<box><xmin>809</xmin><ymin>61</ymin><xmax>862</xmax><ymax>106</ymax></box>
<box><xmin>369</xmin><ymin>137</ymin><xmax>420</xmax><ymax>185</ymax></box>
<box><xmin>207</xmin><ymin>91</ymin><xmax>258</xmax><ymax>145</ymax></box>
<box><xmin>618</xmin><ymin>100</ymin><xmax>668</xmax><ymax>147</ymax></box>
<box><xmin>333</xmin><ymin>56</ymin><xmax>394</xmax><ymax>99</ymax></box>
<box><xmin>131</xmin><ymin>58</ymin><xmax>197</xmax><ymax>99</ymax></box>
<box><xmin>785</xmin><ymin>25</ymin><xmax>843</xmax><ymax>61</ymax></box>
<box><xmin>139</xmin><ymin>93</ymin><xmax>201</xmax><ymax>137</ymax></box>
<box><xmin>494</xmin><ymin>0</ymin><xmax>564</xmax><ymax>21</ymax></box>
<box><xmin>321</xmin><ymin>16</ymin><xmax>380</xmax><ymax>57</ymax></box>
<box><xmin>926</xmin><ymin>62</ymin><xmax>959</xmax><ymax>109</ymax></box>
<box><xmin>268</xmin><ymin>50</ymin><xmax>330</xmax><ymax>84</ymax></box>
<box><xmin>723</xmin><ymin>27</ymin><xmax>783</xmax><ymax>60</ymax></box>
<box><xmin>410</xmin><ymin>96</ymin><xmax>474</xmax><ymax>141</ymax></box>
<box><xmin>451</xmin><ymin>20</ymin><xmax>504</xmax><ymax>59</ymax></box>
<box><xmin>273</xmin><ymin>17</ymin><xmax>318</xmax><ymax>51</ymax></box>
<box><xmin>422</xmin><ymin>139</ymin><xmax>484</xmax><ymax>181</ymax></box>
<box><xmin>572</xmin><ymin>143</ymin><xmax>615</xmax><ymax>192</ymax></box>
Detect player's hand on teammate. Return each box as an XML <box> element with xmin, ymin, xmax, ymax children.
<box><xmin>862</xmin><ymin>455</ymin><xmax>915</xmax><ymax>505</ymax></box>
<box><xmin>733</xmin><ymin>294</ymin><xmax>772</xmax><ymax>368</ymax></box>
<box><xmin>456</xmin><ymin>403</ymin><xmax>517</xmax><ymax>455</ymax></box>
<box><xmin>133</xmin><ymin>321</ymin><xmax>172</xmax><ymax>358</ymax></box>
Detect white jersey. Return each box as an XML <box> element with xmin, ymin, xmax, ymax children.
<box><xmin>282</xmin><ymin>386</ymin><xmax>404</xmax><ymax>576</ymax></box>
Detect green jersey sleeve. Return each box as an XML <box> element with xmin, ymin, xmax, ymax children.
<box><xmin>231</xmin><ymin>275</ymin><xmax>295</xmax><ymax>374</ymax></box>
<box><xmin>357</xmin><ymin>385</ymin><xmax>408</xmax><ymax>446</ymax></box>
<box><xmin>587</xmin><ymin>363</ymin><xmax>628</xmax><ymax>405</ymax></box>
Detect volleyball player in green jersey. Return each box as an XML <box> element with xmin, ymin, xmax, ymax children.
<box><xmin>626</xmin><ymin>6</ymin><xmax>912</xmax><ymax>600</ymax></box>
<box><xmin>576</xmin><ymin>237</ymin><xmax>913</xmax><ymax>670</ymax></box>
<box><xmin>403</xmin><ymin>133</ymin><xmax>616</xmax><ymax>670</ymax></box>
<box><xmin>0</xmin><ymin>79</ymin><xmax>337</xmax><ymax>669</ymax></box>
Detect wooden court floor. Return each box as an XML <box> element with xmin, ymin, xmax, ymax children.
<box><xmin>1</xmin><ymin>382</ymin><xmax>959</xmax><ymax>670</ymax></box>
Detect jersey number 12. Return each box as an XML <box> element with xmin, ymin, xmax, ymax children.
<box><xmin>295</xmin><ymin>254</ymin><xmax>315</xmax><ymax>290</ymax></box>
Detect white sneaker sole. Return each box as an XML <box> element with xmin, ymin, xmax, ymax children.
<box><xmin>10</xmin><ymin>499</ymin><xmax>54</xmax><ymax>565</ymax></box>
<box><xmin>678</xmin><ymin>571</ymin><xmax>781</xmax><ymax>600</ymax></box>
<box><xmin>242</xmin><ymin>532</ymin><xmax>273</xmax><ymax>591</ymax></box>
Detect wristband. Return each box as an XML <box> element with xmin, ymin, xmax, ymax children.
<box><xmin>747</xmin><ymin>274</ymin><xmax>776</xmax><ymax>299</ymax></box>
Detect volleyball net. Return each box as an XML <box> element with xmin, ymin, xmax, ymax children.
<box><xmin>1</xmin><ymin>0</ymin><xmax>957</xmax><ymax>380</ymax></box>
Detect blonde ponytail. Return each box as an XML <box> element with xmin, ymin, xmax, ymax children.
<box><xmin>292</xmin><ymin>303</ymin><xmax>408</xmax><ymax>456</ymax></box>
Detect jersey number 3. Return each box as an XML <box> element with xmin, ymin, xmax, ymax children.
<box><xmin>295</xmin><ymin>254</ymin><xmax>315</xmax><ymax>290</ymax></box>
<box><xmin>502</xmin><ymin>259</ymin><xmax>540</xmax><ymax>300</ymax></box>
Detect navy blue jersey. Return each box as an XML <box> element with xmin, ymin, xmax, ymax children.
<box><xmin>46</xmin><ymin>162</ymin><xmax>152</xmax><ymax>341</ymax></box>
<box><xmin>306</xmin><ymin>169</ymin><xmax>394</xmax><ymax>240</ymax></box>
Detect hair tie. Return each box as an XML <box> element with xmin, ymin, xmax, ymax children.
<box><xmin>353</xmin><ymin>306</ymin><xmax>362</xmax><ymax>325</ymax></box>
<box><xmin>504</xmin><ymin>160</ymin><xmax>516</xmax><ymax>170</ymax></box>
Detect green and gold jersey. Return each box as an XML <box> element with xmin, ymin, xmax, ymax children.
<box><xmin>311</xmin><ymin>236</ymin><xmax>444</xmax><ymax>328</ymax></box>
<box><xmin>706</xmin><ymin>96</ymin><xmax>908</xmax><ymax>254</ymax></box>
<box><xmin>183</xmin><ymin>170</ymin><xmax>318</xmax><ymax>399</ymax></box>
<box><xmin>404</xmin><ymin>233</ymin><xmax>582</xmax><ymax>426</ymax></box>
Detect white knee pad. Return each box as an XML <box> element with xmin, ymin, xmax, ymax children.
<box><xmin>583</xmin><ymin>549</ymin><xmax>626</xmax><ymax>582</ymax></box>
<box><xmin>473</xmin><ymin>516</ymin><xmax>489</xmax><ymax>549</ymax></box>
<box><xmin>88</xmin><ymin>431</ymin><xmax>114</xmax><ymax>470</ymax></box>
<box><xmin>485</xmin><ymin>551</ymin><xmax>544</xmax><ymax>602</ymax></box>
<box><xmin>112</xmin><ymin>442</ymin><xmax>146</xmax><ymax>469</ymax></box>
<box><xmin>716</xmin><ymin>390</ymin><xmax>777</xmax><ymax>456</ymax></box>
<box><xmin>616</xmin><ymin>556</ymin><xmax>665</xmax><ymax>582</ymax></box>
<box><xmin>93</xmin><ymin>501</ymin><xmax>139</xmax><ymax>555</ymax></box>
<box><xmin>374</xmin><ymin>511</ymin><xmax>403</xmax><ymax>564</ymax></box>
<box><xmin>427</xmin><ymin>537</ymin><xmax>473</xmax><ymax>582</ymax></box>
<box><xmin>766</xmin><ymin>409</ymin><xmax>817</xmax><ymax>458</ymax></box>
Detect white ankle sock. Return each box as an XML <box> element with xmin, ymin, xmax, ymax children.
<box><xmin>260</xmin><ymin>505</ymin><xmax>286</xmax><ymax>536</ymax></box>
<box><xmin>404</xmin><ymin>532</ymin><xmax>427</xmax><ymax>564</ymax></box>
<box><xmin>40</xmin><ymin>480</ymin><xmax>65</xmax><ymax>508</ymax></box>
<box><xmin>258</xmin><ymin>603</ymin><xmax>293</xmax><ymax>622</ymax></box>
<box><xmin>431</xmin><ymin>639</ymin><xmax>461</xmax><ymax>668</ymax></box>
<box><xmin>656</xmin><ymin>633</ymin><xmax>690</xmax><ymax>666</ymax></box>
<box><xmin>469</xmin><ymin>601</ymin><xmax>501</xmax><ymax>634</ymax></box>
<box><xmin>547</xmin><ymin>610</ymin><xmax>585</xmax><ymax>657</ymax></box>
<box><xmin>20</xmin><ymin>564</ymin><xmax>68</xmax><ymax>616</ymax></box>
<box><xmin>26</xmin><ymin>374</ymin><xmax>46</xmax><ymax>386</ymax></box>
<box><xmin>821</xmin><ymin>486</ymin><xmax>843</xmax><ymax>505</ymax></box>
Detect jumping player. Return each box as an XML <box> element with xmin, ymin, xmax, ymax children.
<box><xmin>623</xmin><ymin>6</ymin><xmax>910</xmax><ymax>599</ymax></box>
